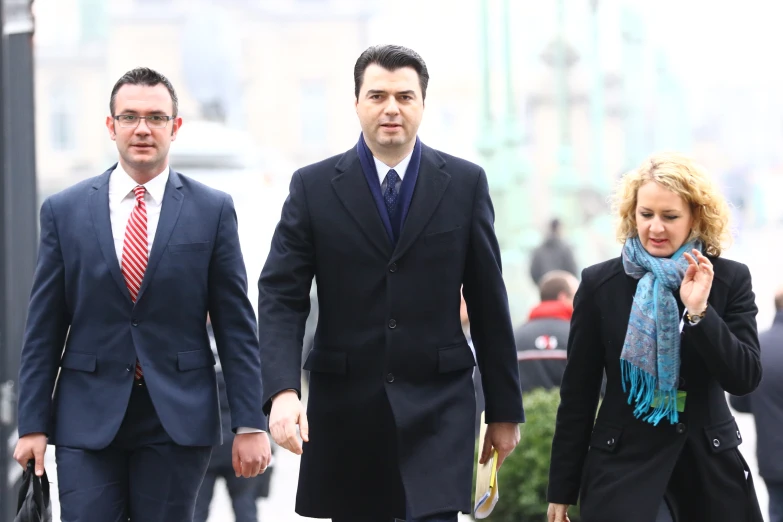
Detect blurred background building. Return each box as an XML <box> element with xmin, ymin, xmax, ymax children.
<box><xmin>34</xmin><ymin>0</ymin><xmax>377</xmax><ymax>190</ymax></box>
<box><xmin>29</xmin><ymin>0</ymin><xmax>783</xmax><ymax>323</ymax></box>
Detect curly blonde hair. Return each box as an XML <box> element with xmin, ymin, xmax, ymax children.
<box><xmin>611</xmin><ymin>152</ymin><xmax>732</xmax><ymax>257</ymax></box>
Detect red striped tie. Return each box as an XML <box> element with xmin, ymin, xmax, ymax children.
<box><xmin>121</xmin><ymin>185</ymin><xmax>148</xmax><ymax>380</ymax></box>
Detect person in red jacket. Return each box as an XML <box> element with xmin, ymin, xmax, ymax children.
<box><xmin>514</xmin><ymin>270</ymin><xmax>578</xmax><ymax>393</ymax></box>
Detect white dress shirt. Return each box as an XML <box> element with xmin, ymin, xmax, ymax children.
<box><xmin>109</xmin><ymin>164</ymin><xmax>168</xmax><ymax>261</ymax></box>
<box><xmin>109</xmin><ymin>165</ymin><xmax>263</xmax><ymax>434</ymax></box>
<box><xmin>375</xmin><ymin>150</ymin><xmax>413</xmax><ymax>192</ymax></box>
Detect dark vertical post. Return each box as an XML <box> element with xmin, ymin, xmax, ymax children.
<box><xmin>0</xmin><ymin>2</ymin><xmax>10</xmax><ymax>519</ymax></box>
<box><xmin>1</xmin><ymin>1</ymin><xmax>38</xmax><ymax>520</ymax></box>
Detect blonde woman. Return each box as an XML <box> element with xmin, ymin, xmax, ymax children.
<box><xmin>546</xmin><ymin>153</ymin><xmax>763</xmax><ymax>522</ymax></box>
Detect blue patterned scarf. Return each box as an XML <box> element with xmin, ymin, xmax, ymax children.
<box><xmin>621</xmin><ymin>236</ymin><xmax>701</xmax><ymax>425</ymax></box>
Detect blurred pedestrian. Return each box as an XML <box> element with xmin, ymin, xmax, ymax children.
<box><xmin>530</xmin><ymin>218</ymin><xmax>578</xmax><ymax>285</ymax></box>
<box><xmin>195</xmin><ymin>321</ymin><xmax>274</xmax><ymax>522</ymax></box>
<box><xmin>258</xmin><ymin>44</ymin><xmax>524</xmax><ymax>522</ymax></box>
<box><xmin>514</xmin><ymin>270</ymin><xmax>578</xmax><ymax>394</ymax></box>
<box><xmin>730</xmin><ymin>286</ymin><xmax>783</xmax><ymax>522</ymax></box>
<box><xmin>547</xmin><ymin>153</ymin><xmax>763</xmax><ymax>522</ymax></box>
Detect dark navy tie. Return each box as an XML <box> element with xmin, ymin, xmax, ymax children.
<box><xmin>383</xmin><ymin>169</ymin><xmax>400</xmax><ymax>218</ymax></box>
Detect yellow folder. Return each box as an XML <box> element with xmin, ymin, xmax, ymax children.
<box><xmin>473</xmin><ymin>411</ymin><xmax>499</xmax><ymax>519</ymax></box>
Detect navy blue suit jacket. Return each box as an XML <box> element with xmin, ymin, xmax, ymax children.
<box><xmin>17</xmin><ymin>165</ymin><xmax>266</xmax><ymax>449</ymax></box>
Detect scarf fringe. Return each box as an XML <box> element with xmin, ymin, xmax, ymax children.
<box><xmin>621</xmin><ymin>359</ymin><xmax>679</xmax><ymax>426</ymax></box>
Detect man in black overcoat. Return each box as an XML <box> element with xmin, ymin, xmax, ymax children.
<box><xmin>257</xmin><ymin>45</ymin><xmax>524</xmax><ymax>522</ymax></box>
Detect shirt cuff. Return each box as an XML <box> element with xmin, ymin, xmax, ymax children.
<box><xmin>236</xmin><ymin>427</ymin><xmax>266</xmax><ymax>434</ymax></box>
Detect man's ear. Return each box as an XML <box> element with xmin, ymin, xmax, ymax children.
<box><xmin>105</xmin><ymin>116</ymin><xmax>116</xmax><ymax>140</ymax></box>
<box><xmin>170</xmin><ymin>116</ymin><xmax>183</xmax><ymax>139</ymax></box>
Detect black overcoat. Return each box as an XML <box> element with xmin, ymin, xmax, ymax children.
<box><xmin>258</xmin><ymin>143</ymin><xmax>524</xmax><ymax>519</ymax></box>
<box><xmin>548</xmin><ymin>256</ymin><xmax>764</xmax><ymax>522</ymax></box>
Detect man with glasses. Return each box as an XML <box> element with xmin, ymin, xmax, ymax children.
<box><xmin>13</xmin><ymin>67</ymin><xmax>270</xmax><ymax>521</ymax></box>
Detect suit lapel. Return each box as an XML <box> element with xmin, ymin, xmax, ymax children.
<box><xmin>135</xmin><ymin>169</ymin><xmax>184</xmax><ymax>304</ymax></box>
<box><xmin>331</xmin><ymin>149</ymin><xmax>393</xmax><ymax>258</ymax></box>
<box><xmin>89</xmin><ymin>166</ymin><xmax>130</xmax><ymax>300</ymax></box>
<box><xmin>391</xmin><ymin>146</ymin><xmax>450</xmax><ymax>262</ymax></box>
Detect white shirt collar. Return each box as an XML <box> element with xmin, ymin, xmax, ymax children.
<box><xmin>109</xmin><ymin>163</ymin><xmax>169</xmax><ymax>204</ymax></box>
<box><xmin>374</xmin><ymin>149</ymin><xmax>414</xmax><ymax>186</ymax></box>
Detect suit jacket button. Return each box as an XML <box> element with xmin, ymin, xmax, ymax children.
<box><xmin>131</xmin><ymin>320</ymin><xmax>139</xmax><ymax>327</ymax></box>
<box><xmin>388</xmin><ymin>319</ymin><xmax>397</xmax><ymax>329</ymax></box>
<box><xmin>386</xmin><ymin>373</ymin><xmax>395</xmax><ymax>383</ymax></box>
<box><xmin>126</xmin><ymin>365</ymin><xmax>133</xmax><ymax>372</ymax></box>
<box><xmin>676</xmin><ymin>423</ymin><xmax>686</xmax><ymax>434</ymax></box>
<box><xmin>389</xmin><ymin>263</ymin><xmax>397</xmax><ymax>273</ymax></box>
<box><xmin>607</xmin><ymin>438</ymin><xmax>615</xmax><ymax>446</ymax></box>
<box><xmin>737</xmin><ymin>430</ymin><xmax>742</xmax><ymax>440</ymax></box>
<box><xmin>713</xmin><ymin>438</ymin><xmax>721</xmax><ymax>448</ymax></box>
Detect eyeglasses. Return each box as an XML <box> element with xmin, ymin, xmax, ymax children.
<box><xmin>114</xmin><ymin>114</ymin><xmax>174</xmax><ymax>129</ymax></box>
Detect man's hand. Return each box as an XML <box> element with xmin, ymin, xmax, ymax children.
<box><xmin>547</xmin><ymin>503</ymin><xmax>571</xmax><ymax>522</ymax></box>
<box><xmin>13</xmin><ymin>433</ymin><xmax>48</xmax><ymax>476</ymax></box>
<box><xmin>232</xmin><ymin>432</ymin><xmax>272</xmax><ymax>478</ymax></box>
<box><xmin>269</xmin><ymin>390</ymin><xmax>309</xmax><ymax>455</ymax></box>
<box><xmin>479</xmin><ymin>422</ymin><xmax>520</xmax><ymax>468</ymax></box>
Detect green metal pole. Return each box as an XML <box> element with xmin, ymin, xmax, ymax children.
<box><xmin>499</xmin><ymin>0</ymin><xmax>536</xmax><ymax>318</ymax></box>
<box><xmin>553</xmin><ymin>0</ymin><xmax>577</xmax><ymax>222</ymax></box>
<box><xmin>477</xmin><ymin>0</ymin><xmax>495</xmax><ymax>169</ymax></box>
<box><xmin>667</xmin><ymin>56</ymin><xmax>691</xmax><ymax>154</ymax></box>
<box><xmin>589</xmin><ymin>0</ymin><xmax>606</xmax><ymax>194</ymax></box>
<box><xmin>501</xmin><ymin>0</ymin><xmax>535</xmax><ymax>242</ymax></box>
<box><xmin>585</xmin><ymin>0</ymin><xmax>615</xmax><ymax>266</ymax></box>
<box><xmin>480</xmin><ymin>0</ymin><xmax>491</xmax><ymax>128</ymax></box>
<box><xmin>501</xmin><ymin>0</ymin><xmax>516</xmax><ymax>144</ymax></box>
<box><xmin>621</xmin><ymin>5</ymin><xmax>645</xmax><ymax>169</ymax></box>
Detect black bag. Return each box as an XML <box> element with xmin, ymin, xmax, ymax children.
<box><xmin>14</xmin><ymin>461</ymin><xmax>52</xmax><ymax>522</ymax></box>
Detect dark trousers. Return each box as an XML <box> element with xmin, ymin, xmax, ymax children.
<box><xmin>331</xmin><ymin>505</ymin><xmax>458</xmax><ymax>522</ymax></box>
<box><xmin>55</xmin><ymin>382</ymin><xmax>212</xmax><ymax>522</ymax></box>
<box><xmin>767</xmin><ymin>480</ymin><xmax>783</xmax><ymax>522</ymax></box>
<box><xmin>193</xmin><ymin>466</ymin><xmax>258</xmax><ymax>522</ymax></box>
<box><xmin>404</xmin><ymin>505</ymin><xmax>458</xmax><ymax>522</ymax></box>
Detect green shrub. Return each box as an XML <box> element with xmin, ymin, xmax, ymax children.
<box><xmin>472</xmin><ymin>387</ymin><xmax>581</xmax><ymax>522</ymax></box>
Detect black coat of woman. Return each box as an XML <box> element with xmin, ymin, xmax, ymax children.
<box><xmin>547</xmin><ymin>153</ymin><xmax>764</xmax><ymax>522</ymax></box>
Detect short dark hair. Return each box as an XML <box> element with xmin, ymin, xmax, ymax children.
<box><xmin>354</xmin><ymin>45</ymin><xmax>429</xmax><ymax>100</ymax></box>
<box><xmin>539</xmin><ymin>271</ymin><xmax>576</xmax><ymax>302</ymax></box>
<box><xmin>109</xmin><ymin>67</ymin><xmax>179</xmax><ymax>117</ymax></box>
